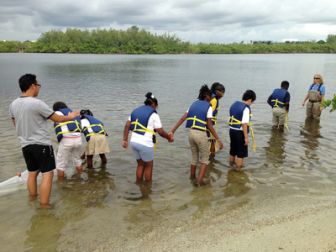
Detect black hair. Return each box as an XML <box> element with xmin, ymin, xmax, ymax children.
<box><xmin>18</xmin><ymin>74</ymin><xmax>37</xmax><ymax>92</ymax></box>
<box><xmin>198</xmin><ymin>84</ymin><xmax>212</xmax><ymax>100</ymax></box>
<box><xmin>144</xmin><ymin>92</ymin><xmax>158</xmax><ymax>106</ymax></box>
<box><xmin>53</xmin><ymin>101</ymin><xmax>68</xmax><ymax>111</ymax></box>
<box><xmin>281</xmin><ymin>80</ymin><xmax>289</xmax><ymax>90</ymax></box>
<box><xmin>80</xmin><ymin>109</ymin><xmax>93</xmax><ymax>116</ymax></box>
<box><xmin>210</xmin><ymin>82</ymin><xmax>225</xmax><ymax>94</ymax></box>
<box><xmin>242</xmin><ymin>90</ymin><xmax>256</xmax><ymax>102</ymax></box>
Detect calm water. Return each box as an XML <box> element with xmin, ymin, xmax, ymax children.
<box><xmin>1</xmin><ymin>53</ymin><xmax>336</xmax><ymax>251</ymax></box>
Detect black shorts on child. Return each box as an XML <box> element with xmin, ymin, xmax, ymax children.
<box><xmin>229</xmin><ymin>129</ymin><xmax>248</xmax><ymax>158</ymax></box>
<box><xmin>22</xmin><ymin>144</ymin><xmax>56</xmax><ymax>173</ymax></box>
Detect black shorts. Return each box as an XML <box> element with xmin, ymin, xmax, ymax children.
<box><xmin>229</xmin><ymin>129</ymin><xmax>248</xmax><ymax>158</ymax></box>
<box><xmin>22</xmin><ymin>144</ymin><xmax>56</xmax><ymax>173</ymax></box>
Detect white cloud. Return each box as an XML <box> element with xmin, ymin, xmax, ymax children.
<box><xmin>1</xmin><ymin>0</ymin><xmax>336</xmax><ymax>42</ymax></box>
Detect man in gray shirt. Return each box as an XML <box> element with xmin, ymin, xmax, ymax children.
<box><xmin>9</xmin><ymin>74</ymin><xmax>79</xmax><ymax>208</ymax></box>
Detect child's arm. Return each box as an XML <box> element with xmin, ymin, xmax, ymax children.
<box><xmin>169</xmin><ymin>112</ymin><xmax>188</xmax><ymax>134</ymax></box>
<box><xmin>242</xmin><ymin>124</ymin><xmax>249</xmax><ymax>146</ymax></box>
<box><xmin>206</xmin><ymin>119</ymin><xmax>223</xmax><ymax>149</ymax></box>
<box><xmin>122</xmin><ymin>120</ymin><xmax>131</xmax><ymax>148</ymax></box>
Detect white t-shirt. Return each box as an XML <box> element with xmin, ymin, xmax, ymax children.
<box><xmin>55</xmin><ymin>111</ymin><xmax>81</xmax><ymax>137</ymax></box>
<box><xmin>129</xmin><ymin>113</ymin><xmax>162</xmax><ymax>147</ymax></box>
<box><xmin>229</xmin><ymin>107</ymin><xmax>250</xmax><ymax>131</ymax></box>
<box><xmin>80</xmin><ymin>118</ymin><xmax>91</xmax><ymax>132</ymax></box>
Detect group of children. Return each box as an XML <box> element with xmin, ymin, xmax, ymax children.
<box><xmin>122</xmin><ymin>73</ymin><xmax>325</xmax><ymax>186</ymax></box>
<box><xmin>10</xmin><ymin>73</ymin><xmax>325</xmax><ymax>207</ymax></box>
<box><xmin>122</xmin><ymin>84</ymin><xmax>255</xmax><ymax>186</ymax></box>
<box><xmin>52</xmin><ymin>102</ymin><xmax>110</xmax><ymax>179</ymax></box>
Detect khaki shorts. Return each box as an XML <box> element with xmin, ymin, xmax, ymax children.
<box><xmin>85</xmin><ymin>134</ymin><xmax>110</xmax><ymax>155</ymax></box>
<box><xmin>272</xmin><ymin>107</ymin><xmax>286</xmax><ymax>126</ymax></box>
<box><xmin>188</xmin><ymin>129</ymin><xmax>210</xmax><ymax>165</ymax></box>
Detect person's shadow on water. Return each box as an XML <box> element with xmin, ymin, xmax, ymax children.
<box><xmin>300</xmin><ymin>118</ymin><xmax>321</xmax><ymax>160</ymax></box>
<box><xmin>223</xmin><ymin>169</ymin><xmax>251</xmax><ymax>198</ymax></box>
<box><xmin>264</xmin><ymin>129</ymin><xmax>287</xmax><ymax>166</ymax></box>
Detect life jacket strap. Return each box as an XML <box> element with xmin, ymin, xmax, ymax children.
<box><xmin>228</xmin><ymin>116</ymin><xmax>242</xmax><ymax>125</ymax></box>
<box><xmin>186</xmin><ymin>116</ymin><xmax>207</xmax><ymax>131</ymax></box>
<box><xmin>271</xmin><ymin>99</ymin><xmax>285</xmax><ymax>108</ymax></box>
<box><xmin>55</xmin><ymin>120</ymin><xmax>81</xmax><ymax>136</ymax></box>
<box><xmin>131</xmin><ymin>119</ymin><xmax>155</xmax><ymax>135</ymax></box>
<box><xmin>83</xmin><ymin>123</ymin><xmax>106</xmax><ymax>135</ymax></box>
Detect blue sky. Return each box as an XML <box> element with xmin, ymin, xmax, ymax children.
<box><xmin>2</xmin><ymin>0</ymin><xmax>336</xmax><ymax>43</ymax></box>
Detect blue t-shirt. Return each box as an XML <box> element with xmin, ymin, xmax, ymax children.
<box><xmin>309</xmin><ymin>84</ymin><xmax>325</xmax><ymax>95</ymax></box>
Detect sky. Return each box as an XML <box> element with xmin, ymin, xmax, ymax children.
<box><xmin>2</xmin><ymin>0</ymin><xmax>336</xmax><ymax>43</ymax></box>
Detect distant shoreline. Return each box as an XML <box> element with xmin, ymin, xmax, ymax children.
<box><xmin>1</xmin><ymin>26</ymin><xmax>336</xmax><ymax>54</ymax></box>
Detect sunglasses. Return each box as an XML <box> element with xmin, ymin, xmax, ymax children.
<box><xmin>34</xmin><ymin>83</ymin><xmax>41</xmax><ymax>87</ymax></box>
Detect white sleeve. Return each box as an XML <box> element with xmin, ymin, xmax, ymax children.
<box><xmin>55</xmin><ymin>111</ymin><xmax>63</xmax><ymax>116</ymax></box>
<box><xmin>150</xmin><ymin>113</ymin><xmax>162</xmax><ymax>129</ymax></box>
<box><xmin>241</xmin><ymin>107</ymin><xmax>250</xmax><ymax>124</ymax></box>
<box><xmin>206</xmin><ymin>107</ymin><xmax>213</xmax><ymax>118</ymax></box>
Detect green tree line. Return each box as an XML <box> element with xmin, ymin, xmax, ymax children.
<box><xmin>1</xmin><ymin>27</ymin><xmax>336</xmax><ymax>54</ymax></box>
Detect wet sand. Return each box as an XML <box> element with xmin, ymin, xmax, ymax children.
<box><xmin>49</xmin><ymin>191</ymin><xmax>336</xmax><ymax>252</ymax></box>
<box><xmin>130</xmin><ymin>200</ymin><xmax>336</xmax><ymax>252</ymax></box>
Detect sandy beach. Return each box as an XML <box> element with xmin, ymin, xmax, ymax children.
<box><xmin>128</xmin><ymin>199</ymin><xmax>336</xmax><ymax>252</ymax></box>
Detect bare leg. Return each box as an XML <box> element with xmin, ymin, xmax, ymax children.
<box><xmin>99</xmin><ymin>154</ymin><xmax>107</xmax><ymax>165</ymax></box>
<box><xmin>229</xmin><ymin>155</ymin><xmax>235</xmax><ymax>167</ymax></box>
<box><xmin>143</xmin><ymin>160</ymin><xmax>154</xmax><ymax>182</ymax></box>
<box><xmin>27</xmin><ymin>171</ymin><xmax>38</xmax><ymax>200</ymax></box>
<box><xmin>209</xmin><ymin>141</ymin><xmax>215</xmax><ymax>159</ymax></box>
<box><xmin>39</xmin><ymin>170</ymin><xmax>54</xmax><ymax>208</ymax></box>
<box><xmin>190</xmin><ymin>164</ymin><xmax>197</xmax><ymax>180</ymax></box>
<box><xmin>235</xmin><ymin>157</ymin><xmax>244</xmax><ymax>171</ymax></box>
<box><xmin>86</xmin><ymin>155</ymin><xmax>93</xmax><ymax>168</ymax></box>
<box><xmin>57</xmin><ymin>169</ymin><xmax>65</xmax><ymax>180</ymax></box>
<box><xmin>197</xmin><ymin>163</ymin><xmax>207</xmax><ymax>185</ymax></box>
<box><xmin>136</xmin><ymin>159</ymin><xmax>144</xmax><ymax>183</ymax></box>
<box><xmin>76</xmin><ymin>165</ymin><xmax>83</xmax><ymax>173</ymax></box>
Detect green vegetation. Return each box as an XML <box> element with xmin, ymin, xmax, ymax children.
<box><xmin>2</xmin><ymin>26</ymin><xmax>336</xmax><ymax>54</ymax></box>
<box><xmin>322</xmin><ymin>95</ymin><xmax>336</xmax><ymax>112</ymax></box>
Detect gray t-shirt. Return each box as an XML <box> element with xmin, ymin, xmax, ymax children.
<box><xmin>9</xmin><ymin>96</ymin><xmax>54</xmax><ymax>147</ymax></box>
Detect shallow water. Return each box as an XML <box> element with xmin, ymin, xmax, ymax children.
<box><xmin>0</xmin><ymin>53</ymin><xmax>336</xmax><ymax>251</ymax></box>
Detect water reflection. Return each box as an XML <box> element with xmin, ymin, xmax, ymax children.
<box><xmin>189</xmin><ymin>185</ymin><xmax>213</xmax><ymax>219</ymax></box>
<box><xmin>264</xmin><ymin>129</ymin><xmax>287</xmax><ymax>165</ymax></box>
<box><xmin>300</xmin><ymin>118</ymin><xmax>321</xmax><ymax>160</ymax></box>
<box><xmin>125</xmin><ymin>182</ymin><xmax>154</xmax><ymax>224</ymax></box>
<box><xmin>223</xmin><ymin>169</ymin><xmax>251</xmax><ymax>198</ymax></box>
<box><xmin>207</xmin><ymin>161</ymin><xmax>224</xmax><ymax>183</ymax></box>
<box><xmin>25</xmin><ymin>210</ymin><xmax>61</xmax><ymax>252</ymax></box>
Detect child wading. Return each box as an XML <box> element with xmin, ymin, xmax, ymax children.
<box><xmin>122</xmin><ymin>92</ymin><xmax>173</xmax><ymax>183</ymax></box>
<box><xmin>169</xmin><ymin>85</ymin><xmax>224</xmax><ymax>186</ymax></box>
<box><xmin>80</xmin><ymin>110</ymin><xmax>110</xmax><ymax>168</ymax></box>
<box><xmin>228</xmin><ymin>90</ymin><xmax>256</xmax><ymax>171</ymax></box>
<box><xmin>267</xmin><ymin>81</ymin><xmax>290</xmax><ymax>132</ymax></box>
<box><xmin>53</xmin><ymin>102</ymin><xmax>83</xmax><ymax>179</ymax></box>
<box><xmin>209</xmin><ymin>82</ymin><xmax>225</xmax><ymax>159</ymax></box>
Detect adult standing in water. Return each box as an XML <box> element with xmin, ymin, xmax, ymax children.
<box><xmin>169</xmin><ymin>85</ymin><xmax>224</xmax><ymax>186</ymax></box>
<box><xmin>9</xmin><ymin>74</ymin><xmax>79</xmax><ymax>208</ymax></box>
<box><xmin>302</xmin><ymin>74</ymin><xmax>325</xmax><ymax>120</ymax></box>
<box><xmin>122</xmin><ymin>92</ymin><xmax>172</xmax><ymax>183</ymax></box>
<box><xmin>209</xmin><ymin>82</ymin><xmax>225</xmax><ymax>159</ymax></box>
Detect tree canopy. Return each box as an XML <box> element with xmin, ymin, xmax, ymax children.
<box><xmin>1</xmin><ymin>27</ymin><xmax>336</xmax><ymax>54</ymax></box>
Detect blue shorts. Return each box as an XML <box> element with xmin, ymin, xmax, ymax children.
<box><xmin>130</xmin><ymin>142</ymin><xmax>154</xmax><ymax>162</ymax></box>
